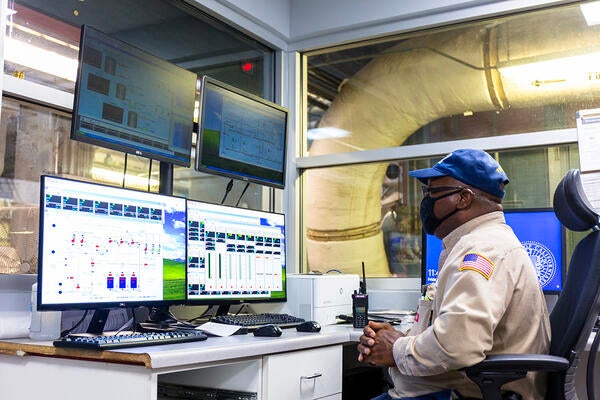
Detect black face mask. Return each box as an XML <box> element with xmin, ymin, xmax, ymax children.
<box><xmin>420</xmin><ymin>189</ymin><xmax>462</xmax><ymax>235</ymax></box>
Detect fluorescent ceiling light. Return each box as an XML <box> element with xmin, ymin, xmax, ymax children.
<box><xmin>4</xmin><ymin>37</ymin><xmax>78</xmax><ymax>81</ymax></box>
<box><xmin>581</xmin><ymin>1</ymin><xmax>600</xmax><ymax>26</ymax></box>
<box><xmin>307</xmin><ymin>127</ymin><xmax>350</xmax><ymax>140</ymax></box>
<box><xmin>10</xmin><ymin>22</ymin><xmax>78</xmax><ymax>50</ymax></box>
<box><xmin>91</xmin><ymin>167</ymin><xmax>159</xmax><ymax>188</ymax></box>
<box><xmin>499</xmin><ymin>52</ymin><xmax>600</xmax><ymax>86</ymax></box>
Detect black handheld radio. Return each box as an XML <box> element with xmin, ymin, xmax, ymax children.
<box><xmin>352</xmin><ymin>262</ymin><xmax>369</xmax><ymax>328</ymax></box>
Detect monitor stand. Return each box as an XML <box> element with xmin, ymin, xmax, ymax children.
<box><xmin>159</xmin><ymin>161</ymin><xmax>173</xmax><ymax>195</ymax></box>
<box><xmin>146</xmin><ymin>305</ymin><xmax>178</xmax><ymax>324</ymax></box>
<box><xmin>86</xmin><ymin>309</ymin><xmax>111</xmax><ymax>335</ymax></box>
<box><xmin>137</xmin><ymin>305</ymin><xmax>180</xmax><ymax>332</ymax></box>
<box><xmin>215</xmin><ymin>304</ymin><xmax>231</xmax><ymax>316</ymax></box>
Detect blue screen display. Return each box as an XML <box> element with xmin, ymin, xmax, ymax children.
<box><xmin>422</xmin><ymin>209</ymin><xmax>563</xmax><ymax>293</ymax></box>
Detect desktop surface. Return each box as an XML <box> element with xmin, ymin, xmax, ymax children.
<box><xmin>0</xmin><ymin>326</ymin><xmax>349</xmax><ymax>400</ymax></box>
<box><xmin>0</xmin><ymin>325</ymin><xmax>352</xmax><ymax>369</ymax></box>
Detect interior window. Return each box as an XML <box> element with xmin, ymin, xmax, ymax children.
<box><xmin>302</xmin><ymin>2</ymin><xmax>590</xmax><ymax>277</ymax></box>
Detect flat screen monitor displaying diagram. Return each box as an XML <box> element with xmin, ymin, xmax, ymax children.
<box><xmin>421</xmin><ymin>208</ymin><xmax>564</xmax><ymax>294</ymax></box>
<box><xmin>37</xmin><ymin>175</ymin><xmax>188</xmax><ymax>318</ymax></box>
<box><xmin>186</xmin><ymin>199</ymin><xmax>286</xmax><ymax>308</ymax></box>
<box><xmin>195</xmin><ymin>76</ymin><xmax>288</xmax><ymax>188</ymax></box>
<box><xmin>71</xmin><ymin>25</ymin><xmax>197</xmax><ymax>166</ymax></box>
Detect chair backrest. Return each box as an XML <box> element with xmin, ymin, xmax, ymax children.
<box><xmin>548</xmin><ymin>169</ymin><xmax>600</xmax><ymax>399</ymax></box>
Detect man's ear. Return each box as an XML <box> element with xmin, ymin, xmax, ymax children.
<box><xmin>457</xmin><ymin>188</ymin><xmax>474</xmax><ymax>209</ymax></box>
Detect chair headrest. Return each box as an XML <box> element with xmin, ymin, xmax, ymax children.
<box><xmin>553</xmin><ymin>169</ymin><xmax>599</xmax><ymax>232</ymax></box>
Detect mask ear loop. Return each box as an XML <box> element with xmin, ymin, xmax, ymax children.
<box><xmin>459</xmin><ymin>188</ymin><xmax>485</xmax><ymax>209</ymax></box>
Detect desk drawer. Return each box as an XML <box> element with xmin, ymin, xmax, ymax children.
<box><xmin>262</xmin><ymin>345</ymin><xmax>342</xmax><ymax>399</ymax></box>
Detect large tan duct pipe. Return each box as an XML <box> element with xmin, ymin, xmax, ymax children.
<box><xmin>306</xmin><ymin>6</ymin><xmax>600</xmax><ymax>276</ymax></box>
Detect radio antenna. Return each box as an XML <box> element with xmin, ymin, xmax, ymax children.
<box><xmin>360</xmin><ymin>261</ymin><xmax>367</xmax><ymax>294</ymax></box>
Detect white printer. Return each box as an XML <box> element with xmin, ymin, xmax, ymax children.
<box><xmin>285</xmin><ymin>274</ymin><xmax>360</xmax><ymax>325</ymax></box>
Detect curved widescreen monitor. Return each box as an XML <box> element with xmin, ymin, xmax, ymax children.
<box><xmin>422</xmin><ymin>208</ymin><xmax>564</xmax><ymax>294</ymax></box>
<box><xmin>186</xmin><ymin>199</ymin><xmax>286</xmax><ymax>306</ymax></box>
<box><xmin>71</xmin><ymin>25</ymin><xmax>197</xmax><ymax>166</ymax></box>
<box><xmin>195</xmin><ymin>76</ymin><xmax>288</xmax><ymax>188</ymax></box>
<box><xmin>37</xmin><ymin>175</ymin><xmax>188</xmax><ymax>311</ymax></box>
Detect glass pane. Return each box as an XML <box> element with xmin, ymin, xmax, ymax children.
<box><xmin>302</xmin><ymin>2</ymin><xmax>594</xmax><ymax>277</ymax></box>
<box><xmin>5</xmin><ymin>0</ymin><xmax>273</xmax><ymax>97</ymax></box>
<box><xmin>305</xmin><ymin>3</ymin><xmax>600</xmax><ymax>156</ymax></box>
<box><xmin>302</xmin><ymin>145</ymin><xmax>580</xmax><ymax>277</ymax></box>
<box><xmin>173</xmin><ymin>164</ymin><xmax>276</xmax><ymax>212</ymax></box>
<box><xmin>0</xmin><ymin>98</ymin><xmax>120</xmax><ymax>273</ymax></box>
<box><xmin>4</xmin><ymin>2</ymin><xmax>79</xmax><ymax>91</ymax></box>
<box><xmin>0</xmin><ymin>0</ymin><xmax>279</xmax><ymax>274</ymax></box>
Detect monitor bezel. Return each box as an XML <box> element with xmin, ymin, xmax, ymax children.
<box><xmin>420</xmin><ymin>208</ymin><xmax>565</xmax><ymax>294</ymax></box>
<box><xmin>185</xmin><ymin>198</ymin><xmax>287</xmax><ymax>307</ymax></box>
<box><xmin>194</xmin><ymin>75</ymin><xmax>288</xmax><ymax>189</ymax></box>
<box><xmin>70</xmin><ymin>25</ymin><xmax>197</xmax><ymax>167</ymax></box>
<box><xmin>37</xmin><ymin>174</ymin><xmax>188</xmax><ymax>311</ymax></box>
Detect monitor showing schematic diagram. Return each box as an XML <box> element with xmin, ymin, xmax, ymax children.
<box><xmin>186</xmin><ymin>199</ymin><xmax>286</xmax><ymax>305</ymax></box>
<box><xmin>37</xmin><ymin>175</ymin><xmax>187</xmax><ymax>311</ymax></box>
<box><xmin>195</xmin><ymin>76</ymin><xmax>288</xmax><ymax>188</ymax></box>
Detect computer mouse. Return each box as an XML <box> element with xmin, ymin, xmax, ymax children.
<box><xmin>253</xmin><ymin>324</ymin><xmax>283</xmax><ymax>337</ymax></box>
<box><xmin>296</xmin><ymin>320</ymin><xmax>321</xmax><ymax>333</ymax></box>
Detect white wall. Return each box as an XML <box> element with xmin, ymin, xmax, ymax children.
<box><xmin>187</xmin><ymin>0</ymin><xmax>291</xmax><ymax>49</ymax></box>
<box><xmin>218</xmin><ymin>0</ymin><xmax>291</xmax><ymax>38</ymax></box>
<box><xmin>190</xmin><ymin>0</ymin><xmax>573</xmax><ymax>51</ymax></box>
<box><xmin>287</xmin><ymin>0</ymin><xmax>574</xmax><ymax>50</ymax></box>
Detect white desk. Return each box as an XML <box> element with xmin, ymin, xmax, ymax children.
<box><xmin>0</xmin><ymin>325</ymin><xmax>359</xmax><ymax>400</ymax></box>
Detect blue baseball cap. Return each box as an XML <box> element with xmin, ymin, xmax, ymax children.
<box><xmin>409</xmin><ymin>149</ymin><xmax>509</xmax><ymax>199</ymax></box>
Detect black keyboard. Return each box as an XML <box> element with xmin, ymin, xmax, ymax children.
<box><xmin>212</xmin><ymin>313</ymin><xmax>305</xmax><ymax>330</ymax></box>
<box><xmin>53</xmin><ymin>329</ymin><xmax>208</xmax><ymax>350</ymax></box>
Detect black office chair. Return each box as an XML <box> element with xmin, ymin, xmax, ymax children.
<box><xmin>463</xmin><ymin>169</ymin><xmax>600</xmax><ymax>400</ymax></box>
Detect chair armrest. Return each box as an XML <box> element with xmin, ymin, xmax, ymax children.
<box><xmin>464</xmin><ymin>354</ymin><xmax>569</xmax><ymax>373</ymax></box>
<box><xmin>463</xmin><ymin>355</ymin><xmax>570</xmax><ymax>400</ymax></box>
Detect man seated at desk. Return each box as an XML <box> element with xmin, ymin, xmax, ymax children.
<box><xmin>357</xmin><ymin>149</ymin><xmax>550</xmax><ymax>400</ymax></box>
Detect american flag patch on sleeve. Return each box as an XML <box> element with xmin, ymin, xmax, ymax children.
<box><xmin>459</xmin><ymin>253</ymin><xmax>494</xmax><ymax>279</ymax></box>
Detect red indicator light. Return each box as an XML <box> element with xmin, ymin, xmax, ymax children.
<box><xmin>241</xmin><ymin>62</ymin><xmax>254</xmax><ymax>73</ymax></box>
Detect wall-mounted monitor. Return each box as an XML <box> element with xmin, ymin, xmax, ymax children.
<box><xmin>71</xmin><ymin>25</ymin><xmax>197</xmax><ymax>166</ymax></box>
<box><xmin>422</xmin><ymin>208</ymin><xmax>564</xmax><ymax>294</ymax></box>
<box><xmin>195</xmin><ymin>76</ymin><xmax>288</xmax><ymax>188</ymax></box>
<box><xmin>37</xmin><ymin>175</ymin><xmax>187</xmax><ymax>331</ymax></box>
<box><xmin>186</xmin><ymin>199</ymin><xmax>286</xmax><ymax>310</ymax></box>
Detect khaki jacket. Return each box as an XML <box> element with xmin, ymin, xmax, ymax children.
<box><xmin>389</xmin><ymin>212</ymin><xmax>551</xmax><ymax>399</ymax></box>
